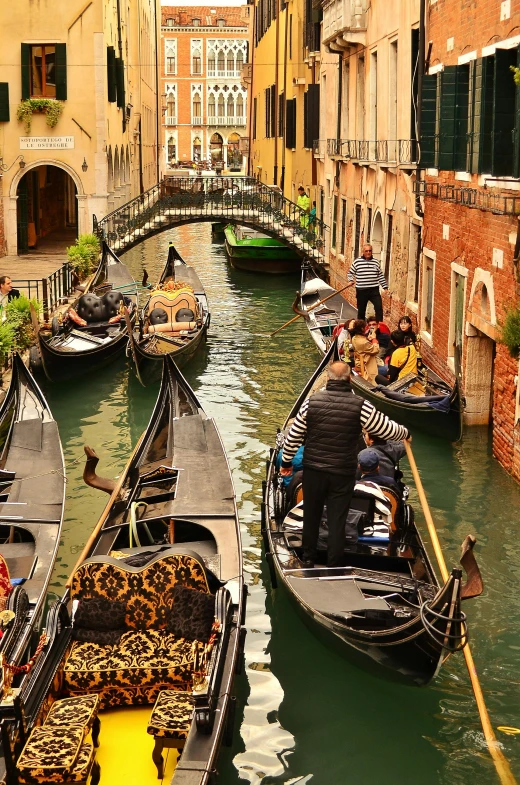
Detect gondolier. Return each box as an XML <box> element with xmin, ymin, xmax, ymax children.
<box><xmin>280</xmin><ymin>361</ymin><xmax>409</xmax><ymax>568</ymax></box>
<box><xmin>348</xmin><ymin>244</ymin><xmax>388</xmax><ymax>321</ymax></box>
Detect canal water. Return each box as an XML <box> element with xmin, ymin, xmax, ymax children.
<box><xmin>43</xmin><ymin>224</ymin><xmax>520</xmax><ymax>784</ymax></box>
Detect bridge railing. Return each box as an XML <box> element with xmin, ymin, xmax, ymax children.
<box><xmin>93</xmin><ymin>176</ymin><xmax>328</xmax><ymax>260</ymax></box>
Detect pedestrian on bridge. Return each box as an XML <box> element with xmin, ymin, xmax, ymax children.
<box><xmin>297</xmin><ymin>186</ymin><xmax>310</xmax><ymax>228</ymax></box>
<box><xmin>348</xmin><ymin>244</ymin><xmax>388</xmax><ymax>322</ymax></box>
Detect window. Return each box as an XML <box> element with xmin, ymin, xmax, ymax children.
<box><xmin>303</xmin><ymin>85</ymin><xmax>320</xmax><ymax>149</ymax></box>
<box><xmin>356</xmin><ymin>56</ymin><xmax>365</xmax><ymax>140</ymax></box>
<box><xmin>217</xmin><ymin>49</ymin><xmax>225</xmax><ymax>72</ymax></box>
<box><xmin>237</xmin><ymin>94</ymin><xmax>244</xmax><ymax>120</ymax></box>
<box><xmin>354</xmin><ymin>204</ymin><xmax>362</xmax><ymax>259</ymax></box>
<box><xmin>383</xmin><ymin>214</ymin><xmax>393</xmax><ymax>279</ymax></box>
<box><xmin>422</xmin><ymin>252</ymin><xmax>435</xmax><ymax>335</ymax></box>
<box><xmin>237</xmin><ymin>50</ymin><xmax>244</xmax><ymax>72</ymax></box>
<box><xmin>332</xmin><ymin>195</ymin><xmax>338</xmax><ymax>249</ymax></box>
<box><xmin>409</xmin><ymin>224</ymin><xmax>422</xmax><ymax>303</ymax></box>
<box><xmin>227</xmin><ymin>53</ymin><xmax>235</xmax><ymax>74</ymax></box>
<box><xmin>167</xmin><ymin>56</ymin><xmax>175</xmax><ymax>74</ymax></box>
<box><xmin>193</xmin><ymin>92</ymin><xmax>201</xmax><ymax>119</ymax></box>
<box><xmin>208</xmin><ymin>54</ymin><xmax>215</xmax><ymax>73</ymax></box>
<box><xmin>218</xmin><ymin>18</ymin><xmax>225</xmax><ymax>28</ymax></box>
<box><xmin>285</xmin><ymin>98</ymin><xmax>296</xmax><ymax>148</ymax></box>
<box><xmin>166</xmin><ymin>18</ymin><xmax>173</xmax><ymax>27</ymax></box>
<box><xmin>289</xmin><ymin>15</ymin><xmax>292</xmax><ymax>59</ymax></box>
<box><xmin>208</xmin><ymin>95</ymin><xmax>216</xmax><ymax>118</ymax></box>
<box><xmin>165</xmin><ymin>40</ymin><xmax>177</xmax><ymax>76</ymax></box>
<box><xmin>30</xmin><ymin>45</ymin><xmax>56</xmax><ymax>97</ymax></box>
<box><xmin>227</xmin><ymin>95</ymin><xmax>234</xmax><ymax>118</ymax></box>
<box><xmin>370</xmin><ymin>51</ymin><xmax>377</xmax><ymax>155</ymax></box>
<box><xmin>167</xmin><ymin>136</ymin><xmax>176</xmax><ymax>162</ymax></box>
<box><xmin>278</xmin><ymin>92</ymin><xmax>285</xmax><ymax>137</ymax></box>
<box><xmin>192</xmin><ymin>54</ymin><xmax>201</xmax><ymax>74</ymax></box>
<box><xmin>193</xmin><ymin>136</ymin><xmax>202</xmax><ymax>161</ymax></box>
<box><xmin>389</xmin><ymin>41</ymin><xmax>398</xmax><ymax>143</ymax></box>
<box><xmin>218</xmin><ymin>95</ymin><xmax>225</xmax><ymax>117</ymax></box>
<box><xmin>167</xmin><ymin>96</ymin><xmax>176</xmax><ymax>118</ymax></box>
<box><xmin>340</xmin><ymin>199</ymin><xmax>347</xmax><ymax>255</ymax></box>
<box><xmin>192</xmin><ymin>18</ymin><xmax>200</xmax><ymax>27</ymax></box>
<box><xmin>366</xmin><ymin>207</ymin><xmax>372</xmax><ymax>244</ymax></box>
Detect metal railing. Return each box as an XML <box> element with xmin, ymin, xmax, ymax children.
<box><xmin>414</xmin><ymin>180</ymin><xmax>520</xmax><ymax>215</ymax></box>
<box><xmin>305</xmin><ymin>21</ymin><xmax>321</xmax><ymax>53</ymax></box>
<box><xmin>165</xmin><ymin>116</ymin><xmax>177</xmax><ymax>126</ymax></box>
<box><xmin>12</xmin><ymin>262</ymin><xmax>76</xmax><ymax>319</ymax></box>
<box><xmin>322</xmin><ymin>138</ymin><xmax>418</xmax><ymax>165</ymax></box>
<box><xmin>93</xmin><ymin>176</ymin><xmax>328</xmax><ymax>260</ymax></box>
<box><xmin>313</xmin><ymin>139</ymin><xmax>326</xmax><ymax>157</ymax></box>
<box><xmin>207</xmin><ymin>116</ymin><xmax>245</xmax><ymax>126</ymax></box>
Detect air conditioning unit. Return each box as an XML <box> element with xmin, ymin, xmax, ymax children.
<box><xmin>293</xmin><ymin>76</ymin><xmax>306</xmax><ymax>86</ymax></box>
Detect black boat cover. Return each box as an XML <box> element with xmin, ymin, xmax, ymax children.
<box><xmin>374</xmin><ymin>387</ymin><xmax>451</xmax><ymax>411</ymax></box>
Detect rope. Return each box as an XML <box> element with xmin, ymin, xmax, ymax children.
<box><xmin>3</xmin><ymin>631</ymin><xmax>47</xmax><ymax>676</ymax></box>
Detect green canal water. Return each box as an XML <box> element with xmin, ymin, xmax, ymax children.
<box><xmin>41</xmin><ymin>224</ymin><xmax>520</xmax><ymax>784</ymax></box>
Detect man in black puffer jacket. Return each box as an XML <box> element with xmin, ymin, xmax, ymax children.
<box><xmin>280</xmin><ymin>362</ymin><xmax>409</xmax><ymax>568</ymax></box>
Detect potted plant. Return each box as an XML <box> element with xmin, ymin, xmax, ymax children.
<box><xmin>16</xmin><ymin>99</ymin><xmax>64</xmax><ymax>134</ymax></box>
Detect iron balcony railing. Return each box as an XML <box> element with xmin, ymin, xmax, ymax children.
<box><xmin>323</xmin><ymin>138</ymin><xmax>418</xmax><ymax>165</ymax></box>
<box><xmin>12</xmin><ymin>262</ymin><xmax>76</xmax><ymax>319</ymax></box>
<box><xmin>93</xmin><ymin>176</ymin><xmax>328</xmax><ymax>259</ymax></box>
<box><xmin>414</xmin><ymin>180</ymin><xmax>520</xmax><ymax>215</ymax></box>
<box><xmin>305</xmin><ymin>21</ymin><xmax>321</xmax><ymax>53</ymax></box>
<box><xmin>313</xmin><ymin>139</ymin><xmax>326</xmax><ymax>157</ymax></box>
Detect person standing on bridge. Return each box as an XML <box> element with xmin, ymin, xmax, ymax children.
<box><xmin>297</xmin><ymin>186</ymin><xmax>310</xmax><ymax>228</ymax></box>
<box><xmin>348</xmin><ymin>243</ymin><xmax>388</xmax><ymax>322</ymax></box>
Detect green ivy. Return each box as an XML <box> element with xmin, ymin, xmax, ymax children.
<box><xmin>16</xmin><ymin>99</ymin><xmax>63</xmax><ymax>134</ymax></box>
<box><xmin>501</xmin><ymin>304</ymin><xmax>520</xmax><ymax>358</ymax></box>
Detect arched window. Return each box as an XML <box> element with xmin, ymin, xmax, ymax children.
<box><xmin>167</xmin><ymin>95</ymin><xmax>176</xmax><ymax>119</ymax></box>
<box><xmin>208</xmin><ymin>53</ymin><xmax>215</xmax><ymax>74</ymax></box>
<box><xmin>192</xmin><ymin>92</ymin><xmax>201</xmax><ymax>121</ymax></box>
<box><xmin>166</xmin><ymin>18</ymin><xmax>173</xmax><ymax>27</ymax></box>
<box><xmin>210</xmin><ymin>132</ymin><xmax>223</xmax><ymax>163</ymax></box>
<box><xmin>236</xmin><ymin>50</ymin><xmax>244</xmax><ymax>72</ymax></box>
<box><xmin>167</xmin><ymin>136</ymin><xmax>176</xmax><ymax>164</ymax></box>
<box><xmin>193</xmin><ymin>136</ymin><xmax>202</xmax><ymax>161</ymax></box>
<box><xmin>227</xmin><ymin>51</ymin><xmax>235</xmax><ymax>74</ymax></box>
<box><xmin>218</xmin><ymin>95</ymin><xmax>225</xmax><ymax>117</ymax></box>
<box><xmin>217</xmin><ymin>49</ymin><xmax>225</xmax><ymax>73</ymax></box>
<box><xmin>217</xmin><ymin>18</ymin><xmax>225</xmax><ymax>28</ymax></box>
<box><xmin>227</xmin><ymin>95</ymin><xmax>234</xmax><ymax>118</ymax></box>
<box><xmin>208</xmin><ymin>94</ymin><xmax>216</xmax><ymax>118</ymax></box>
<box><xmin>227</xmin><ymin>133</ymin><xmax>241</xmax><ymax>169</ymax></box>
<box><xmin>192</xmin><ymin>18</ymin><xmax>200</xmax><ymax>27</ymax></box>
<box><xmin>236</xmin><ymin>94</ymin><xmax>244</xmax><ymax>119</ymax></box>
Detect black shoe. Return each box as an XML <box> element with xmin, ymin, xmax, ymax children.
<box><xmin>301</xmin><ymin>559</ymin><xmax>314</xmax><ymax>569</ymax></box>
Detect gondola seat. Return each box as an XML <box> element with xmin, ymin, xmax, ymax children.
<box><xmin>74</xmin><ymin>291</ymin><xmax>125</xmax><ymax>329</ymax></box>
<box><xmin>146</xmin><ymin>290</ymin><xmax>198</xmax><ymax>334</ymax></box>
<box><xmin>147</xmin><ymin>690</ymin><xmax>194</xmax><ymax>778</ymax></box>
<box><xmin>16</xmin><ymin>726</ymin><xmax>100</xmax><ymax>785</ymax></box>
<box><xmin>63</xmin><ymin>553</ymin><xmax>212</xmax><ymax>708</ymax></box>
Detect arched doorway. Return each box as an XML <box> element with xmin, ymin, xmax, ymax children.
<box><xmin>371</xmin><ymin>211</ymin><xmax>383</xmax><ymax>260</ymax></box>
<box><xmin>210</xmin><ymin>133</ymin><xmax>224</xmax><ymax>166</ymax></box>
<box><xmin>16</xmin><ymin>164</ymin><xmax>77</xmax><ymax>254</ymax></box>
<box><xmin>193</xmin><ymin>136</ymin><xmax>202</xmax><ymax>163</ymax></box>
<box><xmin>227</xmin><ymin>132</ymin><xmax>241</xmax><ymax>171</ymax></box>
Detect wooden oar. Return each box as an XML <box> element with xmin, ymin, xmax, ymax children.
<box><xmin>270</xmin><ymin>282</ymin><xmax>354</xmax><ymax>337</ymax></box>
<box><xmin>404</xmin><ymin>440</ymin><xmax>517</xmax><ymax>785</ymax></box>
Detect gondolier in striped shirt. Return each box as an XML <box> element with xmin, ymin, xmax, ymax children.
<box><xmin>348</xmin><ymin>244</ymin><xmax>388</xmax><ymax>322</ymax></box>
<box><xmin>280</xmin><ymin>361</ymin><xmax>409</xmax><ymax>568</ymax></box>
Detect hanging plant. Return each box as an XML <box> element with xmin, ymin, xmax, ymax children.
<box><xmin>500</xmin><ymin>304</ymin><xmax>520</xmax><ymax>358</ymax></box>
<box><xmin>16</xmin><ymin>99</ymin><xmax>64</xmax><ymax>134</ymax></box>
<box><xmin>511</xmin><ymin>66</ymin><xmax>520</xmax><ymax>86</ymax></box>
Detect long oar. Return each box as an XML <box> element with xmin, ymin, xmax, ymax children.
<box><xmin>404</xmin><ymin>440</ymin><xmax>517</xmax><ymax>785</ymax></box>
<box><xmin>270</xmin><ymin>282</ymin><xmax>354</xmax><ymax>337</ymax></box>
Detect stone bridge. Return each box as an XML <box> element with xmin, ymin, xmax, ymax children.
<box><xmin>93</xmin><ymin>176</ymin><xmax>328</xmax><ymax>265</ymax></box>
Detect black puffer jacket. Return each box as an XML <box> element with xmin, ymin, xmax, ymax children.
<box><xmin>304</xmin><ymin>379</ymin><xmax>364</xmax><ymax>475</ymax></box>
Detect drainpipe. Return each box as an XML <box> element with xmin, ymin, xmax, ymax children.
<box><xmin>280</xmin><ymin>2</ymin><xmax>288</xmax><ymax>194</ymax></box>
<box><xmin>336</xmin><ymin>53</ymin><xmax>342</xmax><ymax>189</ymax></box>
<box><xmin>415</xmin><ymin>0</ymin><xmax>426</xmax><ymax>217</ymax></box>
<box><xmin>154</xmin><ymin>0</ymin><xmax>160</xmax><ymax>183</ymax></box>
<box><xmin>274</xmin><ymin>0</ymin><xmax>280</xmax><ymax>185</ymax></box>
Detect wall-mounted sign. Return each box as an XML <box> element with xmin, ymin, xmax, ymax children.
<box><xmin>20</xmin><ymin>136</ymin><xmax>74</xmax><ymax>150</ymax></box>
<box><xmin>239</xmin><ymin>137</ymin><xmax>250</xmax><ymax>155</ymax></box>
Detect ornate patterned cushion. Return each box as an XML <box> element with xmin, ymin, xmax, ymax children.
<box><xmin>16</xmin><ymin>726</ymin><xmax>83</xmax><ymax>783</ymax></box>
<box><xmin>63</xmin><ymin>742</ymin><xmax>95</xmax><ymax>784</ymax></box>
<box><xmin>73</xmin><ymin>628</ymin><xmax>124</xmax><ymax>646</ymax></box>
<box><xmin>74</xmin><ymin>598</ymin><xmax>126</xmax><ymax>631</ymax></box>
<box><xmin>63</xmin><ymin>631</ymin><xmax>196</xmax><ymax>694</ymax></box>
<box><xmin>70</xmin><ymin>554</ymin><xmax>209</xmax><ymax>631</ymax></box>
<box><xmin>0</xmin><ymin>554</ymin><xmax>12</xmax><ymax>599</ymax></box>
<box><xmin>45</xmin><ymin>695</ymin><xmax>99</xmax><ymax>735</ymax></box>
<box><xmin>147</xmin><ymin>690</ymin><xmax>194</xmax><ymax>739</ymax></box>
<box><xmin>166</xmin><ymin>586</ymin><xmax>215</xmax><ymax>642</ymax></box>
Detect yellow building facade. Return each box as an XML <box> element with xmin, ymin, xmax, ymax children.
<box><xmin>0</xmin><ymin>0</ymin><xmax>159</xmax><ymax>257</ymax></box>
<box><xmin>249</xmin><ymin>0</ymin><xmax>321</xmax><ymax>206</ymax></box>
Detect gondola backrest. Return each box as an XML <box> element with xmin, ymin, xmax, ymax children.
<box><xmin>76</xmin><ymin>291</ymin><xmax>123</xmax><ymax>324</ymax></box>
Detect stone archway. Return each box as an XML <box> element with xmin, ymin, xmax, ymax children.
<box><xmin>371</xmin><ymin>210</ymin><xmax>383</xmax><ymax>259</ymax></box>
<box><xmin>464</xmin><ymin>268</ymin><xmax>498</xmax><ymax>426</ymax></box>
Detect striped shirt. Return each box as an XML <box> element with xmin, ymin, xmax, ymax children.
<box><xmin>348</xmin><ymin>256</ymin><xmax>388</xmax><ymax>290</ymax></box>
<box><xmin>281</xmin><ymin>396</ymin><xmax>409</xmax><ymax>466</ymax></box>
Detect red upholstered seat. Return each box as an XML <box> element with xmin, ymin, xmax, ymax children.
<box><xmin>0</xmin><ymin>554</ymin><xmax>12</xmax><ymax>604</ymax></box>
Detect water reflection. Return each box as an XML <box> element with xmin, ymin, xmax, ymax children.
<box><xmin>43</xmin><ymin>224</ymin><xmax>520</xmax><ymax>784</ymax></box>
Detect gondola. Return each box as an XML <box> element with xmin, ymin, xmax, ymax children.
<box><xmin>126</xmin><ymin>244</ymin><xmax>210</xmax><ymax>386</ymax></box>
<box><xmin>33</xmin><ymin>242</ymin><xmax>138</xmax><ymax>382</ymax></box>
<box><xmin>263</xmin><ymin>344</ymin><xmax>481</xmax><ymax>686</ymax></box>
<box><xmin>0</xmin><ymin>357</ymin><xmax>244</xmax><ymax>785</ymax></box>
<box><xmin>295</xmin><ymin>264</ymin><xmax>463</xmax><ymax>441</ymax></box>
<box><xmin>0</xmin><ymin>356</ymin><xmax>65</xmax><ymax>739</ymax></box>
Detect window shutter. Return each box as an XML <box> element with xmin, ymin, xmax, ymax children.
<box><xmin>55</xmin><ymin>43</ymin><xmax>67</xmax><ymax>100</ymax></box>
<box><xmin>308</xmin><ymin>84</ymin><xmax>320</xmax><ymax>149</ymax></box>
<box><xmin>492</xmin><ymin>48</ymin><xmax>516</xmax><ymax>176</ymax></box>
<box><xmin>303</xmin><ymin>90</ymin><xmax>309</xmax><ymax>148</ymax></box>
<box><xmin>107</xmin><ymin>46</ymin><xmax>117</xmax><ymax>103</ymax></box>
<box><xmin>0</xmin><ymin>83</ymin><xmax>9</xmax><ymax>122</ymax></box>
<box><xmin>471</xmin><ymin>57</ymin><xmax>494</xmax><ymax>174</ymax></box>
<box><xmin>253</xmin><ymin>96</ymin><xmax>257</xmax><ymax>140</ymax></box>
<box><xmin>420</xmin><ymin>73</ymin><xmax>438</xmax><ymax>167</ymax></box>
<box><xmin>270</xmin><ymin>84</ymin><xmax>276</xmax><ymax>137</ymax></box>
<box><xmin>438</xmin><ymin>66</ymin><xmax>457</xmax><ymax>170</ymax></box>
<box><xmin>286</xmin><ymin>98</ymin><xmax>296</xmax><ymax>148</ymax></box>
<box><xmin>115</xmin><ymin>57</ymin><xmax>125</xmax><ymax>109</ymax></box>
<box><xmin>453</xmin><ymin>64</ymin><xmax>469</xmax><ymax>171</ymax></box>
<box><xmin>21</xmin><ymin>43</ymin><xmax>30</xmax><ymax>100</ymax></box>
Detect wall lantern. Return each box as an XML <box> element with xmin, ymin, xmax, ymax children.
<box><xmin>82</xmin><ymin>158</ymin><xmax>88</xmax><ymax>172</ymax></box>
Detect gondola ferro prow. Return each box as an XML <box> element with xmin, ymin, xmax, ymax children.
<box><xmin>83</xmin><ymin>445</ymin><xmax>119</xmax><ymax>497</ymax></box>
<box><xmin>459</xmin><ymin>534</ymin><xmax>484</xmax><ymax>600</ymax></box>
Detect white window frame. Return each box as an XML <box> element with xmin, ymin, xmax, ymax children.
<box><xmin>420</xmin><ymin>247</ymin><xmax>436</xmax><ymax>346</ymax></box>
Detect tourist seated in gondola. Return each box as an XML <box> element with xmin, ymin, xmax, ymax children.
<box><xmin>397</xmin><ymin>315</ymin><xmax>417</xmax><ymax>346</ymax></box>
<box><xmin>357</xmin><ymin>430</ymin><xmax>406</xmax><ymax>482</ymax></box>
<box><xmin>356</xmin><ymin>448</ymin><xmax>401</xmax><ymax>495</ymax></box>
<box><xmin>350</xmin><ymin>319</ymin><xmax>380</xmax><ymax>384</ymax></box>
<box><xmin>376</xmin><ymin>330</ymin><xmax>419</xmax><ymax>386</ymax></box>
<box><xmin>365</xmin><ymin>316</ymin><xmax>391</xmax><ymax>352</ymax></box>
<box><xmin>332</xmin><ymin>318</ymin><xmax>356</xmax><ymax>360</ymax></box>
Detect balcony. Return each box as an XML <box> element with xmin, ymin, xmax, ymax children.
<box><xmin>322</xmin><ymin>0</ymin><xmax>367</xmax><ymax>51</ymax></box>
<box><xmin>192</xmin><ymin>116</ymin><xmax>203</xmax><ymax>126</ymax></box>
<box><xmin>324</xmin><ymin>138</ymin><xmax>418</xmax><ymax>166</ymax></box>
<box><xmin>165</xmin><ymin>116</ymin><xmax>177</xmax><ymax>126</ymax></box>
<box><xmin>313</xmin><ymin>139</ymin><xmax>326</xmax><ymax>158</ymax></box>
<box><xmin>207</xmin><ymin>69</ymin><xmax>242</xmax><ymax>79</ymax></box>
<box><xmin>207</xmin><ymin>116</ymin><xmax>246</xmax><ymax>127</ymax></box>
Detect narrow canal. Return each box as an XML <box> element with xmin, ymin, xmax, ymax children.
<box><xmin>43</xmin><ymin>223</ymin><xmax>520</xmax><ymax>784</ymax></box>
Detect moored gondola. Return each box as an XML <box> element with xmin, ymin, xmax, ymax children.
<box><xmin>33</xmin><ymin>243</ymin><xmax>138</xmax><ymax>382</ymax></box>
<box><xmin>263</xmin><ymin>344</ymin><xmax>481</xmax><ymax>686</ymax></box>
<box><xmin>0</xmin><ymin>356</ymin><xmax>65</xmax><ymax>744</ymax></box>
<box><xmin>126</xmin><ymin>244</ymin><xmax>210</xmax><ymax>386</ymax></box>
<box><xmin>296</xmin><ymin>264</ymin><xmax>463</xmax><ymax>441</ymax></box>
<box><xmin>0</xmin><ymin>357</ymin><xmax>244</xmax><ymax>785</ymax></box>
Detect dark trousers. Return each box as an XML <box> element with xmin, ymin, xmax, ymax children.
<box><xmin>302</xmin><ymin>468</ymin><xmax>356</xmax><ymax>567</ymax></box>
<box><xmin>356</xmin><ymin>286</ymin><xmax>383</xmax><ymax>322</ymax></box>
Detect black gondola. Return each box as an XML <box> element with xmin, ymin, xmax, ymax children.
<box><xmin>0</xmin><ymin>357</ymin><xmax>244</xmax><ymax>785</ymax></box>
<box><xmin>263</xmin><ymin>344</ymin><xmax>480</xmax><ymax>686</ymax></box>
<box><xmin>296</xmin><ymin>264</ymin><xmax>463</xmax><ymax>441</ymax></box>
<box><xmin>34</xmin><ymin>243</ymin><xmax>138</xmax><ymax>382</ymax></box>
<box><xmin>127</xmin><ymin>244</ymin><xmax>210</xmax><ymax>386</ymax></box>
<box><xmin>0</xmin><ymin>356</ymin><xmax>65</xmax><ymax>740</ymax></box>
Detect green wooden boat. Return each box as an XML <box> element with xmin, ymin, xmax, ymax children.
<box><xmin>224</xmin><ymin>224</ymin><xmax>301</xmax><ymax>274</ymax></box>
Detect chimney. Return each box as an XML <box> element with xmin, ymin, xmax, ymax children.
<box><xmin>179</xmin><ymin>9</ymin><xmax>187</xmax><ymax>25</ymax></box>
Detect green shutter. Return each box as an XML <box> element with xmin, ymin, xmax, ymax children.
<box><xmin>21</xmin><ymin>43</ymin><xmax>30</xmax><ymax>99</ymax></box>
<box><xmin>115</xmin><ymin>57</ymin><xmax>125</xmax><ymax>109</ymax></box>
<box><xmin>55</xmin><ymin>43</ymin><xmax>67</xmax><ymax>100</ymax></box>
<box><xmin>0</xmin><ymin>83</ymin><xmax>9</xmax><ymax>122</ymax></box>
<box><xmin>420</xmin><ymin>73</ymin><xmax>438</xmax><ymax>167</ymax></box>
<box><xmin>107</xmin><ymin>46</ymin><xmax>117</xmax><ymax>103</ymax></box>
<box><xmin>514</xmin><ymin>46</ymin><xmax>520</xmax><ymax>177</ymax></box>
<box><xmin>470</xmin><ymin>59</ymin><xmax>483</xmax><ymax>173</ymax></box>
<box><xmin>471</xmin><ymin>57</ymin><xmax>494</xmax><ymax>174</ymax></box>
<box><xmin>438</xmin><ymin>66</ymin><xmax>457</xmax><ymax>170</ymax></box>
<box><xmin>453</xmin><ymin>64</ymin><xmax>470</xmax><ymax>171</ymax></box>
<box><xmin>492</xmin><ymin>48</ymin><xmax>516</xmax><ymax>176</ymax></box>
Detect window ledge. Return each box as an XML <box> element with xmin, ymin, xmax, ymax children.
<box><xmin>406</xmin><ymin>301</ymin><xmax>418</xmax><ymax>314</ymax></box>
<box><xmin>455</xmin><ymin>171</ymin><xmax>471</xmax><ymax>182</ymax></box>
<box><xmin>447</xmin><ymin>356</ymin><xmax>455</xmax><ymax>374</ymax></box>
<box><xmin>426</xmin><ymin>168</ymin><xmax>438</xmax><ymax>176</ymax></box>
<box><xmin>481</xmin><ymin>176</ymin><xmax>520</xmax><ymax>191</ymax></box>
<box><xmin>420</xmin><ymin>330</ymin><xmax>433</xmax><ymax>347</ymax></box>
